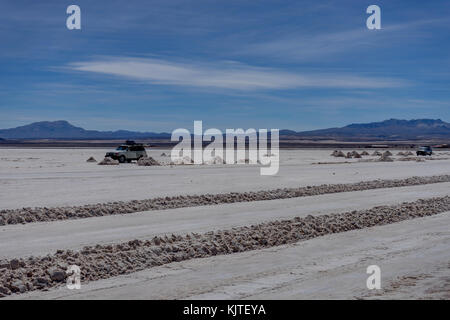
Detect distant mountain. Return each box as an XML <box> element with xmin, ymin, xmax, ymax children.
<box><xmin>292</xmin><ymin>119</ymin><xmax>450</xmax><ymax>140</ymax></box>
<box><xmin>0</xmin><ymin>120</ymin><xmax>170</xmax><ymax>140</ymax></box>
<box><xmin>0</xmin><ymin>119</ymin><xmax>449</xmax><ymax>140</ymax></box>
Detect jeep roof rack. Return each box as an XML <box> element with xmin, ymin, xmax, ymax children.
<box><xmin>124</xmin><ymin>140</ymin><xmax>145</xmax><ymax>146</ymax></box>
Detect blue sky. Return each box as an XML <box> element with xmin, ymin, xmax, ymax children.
<box><xmin>0</xmin><ymin>0</ymin><xmax>449</xmax><ymax>131</ymax></box>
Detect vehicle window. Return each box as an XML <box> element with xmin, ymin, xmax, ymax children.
<box><xmin>116</xmin><ymin>146</ymin><xmax>127</xmax><ymax>150</ymax></box>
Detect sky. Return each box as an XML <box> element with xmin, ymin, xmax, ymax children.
<box><xmin>0</xmin><ymin>0</ymin><xmax>449</xmax><ymax>132</ymax></box>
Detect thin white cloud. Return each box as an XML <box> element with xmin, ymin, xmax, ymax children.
<box><xmin>237</xmin><ymin>19</ymin><xmax>447</xmax><ymax>61</ymax></box>
<box><xmin>67</xmin><ymin>57</ymin><xmax>407</xmax><ymax>90</ymax></box>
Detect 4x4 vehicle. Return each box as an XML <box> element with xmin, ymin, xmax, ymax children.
<box><xmin>416</xmin><ymin>146</ymin><xmax>433</xmax><ymax>156</ymax></box>
<box><xmin>105</xmin><ymin>141</ymin><xmax>147</xmax><ymax>163</ymax></box>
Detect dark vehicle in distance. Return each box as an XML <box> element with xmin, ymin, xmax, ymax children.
<box><xmin>416</xmin><ymin>146</ymin><xmax>433</xmax><ymax>156</ymax></box>
<box><xmin>105</xmin><ymin>141</ymin><xmax>147</xmax><ymax>163</ymax></box>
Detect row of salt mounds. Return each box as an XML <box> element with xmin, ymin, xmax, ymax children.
<box><xmin>2</xmin><ymin>175</ymin><xmax>450</xmax><ymax>226</ymax></box>
<box><xmin>86</xmin><ymin>157</ymin><xmax>97</xmax><ymax>163</ymax></box>
<box><xmin>137</xmin><ymin>156</ymin><xmax>160</xmax><ymax>166</ymax></box>
<box><xmin>1</xmin><ymin>195</ymin><xmax>450</xmax><ymax>296</ymax></box>
<box><xmin>331</xmin><ymin>150</ymin><xmax>366</xmax><ymax>158</ymax></box>
<box><xmin>98</xmin><ymin>157</ymin><xmax>119</xmax><ymax>165</ymax></box>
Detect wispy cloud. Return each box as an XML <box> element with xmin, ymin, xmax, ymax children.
<box><xmin>237</xmin><ymin>19</ymin><xmax>447</xmax><ymax>61</ymax></box>
<box><xmin>66</xmin><ymin>57</ymin><xmax>407</xmax><ymax>90</ymax></box>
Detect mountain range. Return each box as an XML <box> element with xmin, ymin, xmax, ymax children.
<box><xmin>0</xmin><ymin>121</ymin><xmax>171</xmax><ymax>140</ymax></box>
<box><xmin>280</xmin><ymin>119</ymin><xmax>450</xmax><ymax>140</ymax></box>
<box><xmin>0</xmin><ymin>119</ymin><xmax>449</xmax><ymax>141</ymax></box>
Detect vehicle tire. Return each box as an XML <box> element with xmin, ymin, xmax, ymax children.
<box><xmin>119</xmin><ymin>155</ymin><xmax>126</xmax><ymax>163</ymax></box>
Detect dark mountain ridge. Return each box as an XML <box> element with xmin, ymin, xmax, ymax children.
<box><xmin>294</xmin><ymin>118</ymin><xmax>450</xmax><ymax>140</ymax></box>
<box><xmin>0</xmin><ymin>119</ymin><xmax>449</xmax><ymax>140</ymax></box>
<box><xmin>0</xmin><ymin>120</ymin><xmax>170</xmax><ymax>140</ymax></box>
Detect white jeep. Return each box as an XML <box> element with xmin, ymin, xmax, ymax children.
<box><xmin>105</xmin><ymin>141</ymin><xmax>147</xmax><ymax>163</ymax></box>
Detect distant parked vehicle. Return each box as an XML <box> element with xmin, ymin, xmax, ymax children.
<box><xmin>105</xmin><ymin>141</ymin><xmax>147</xmax><ymax>163</ymax></box>
<box><xmin>416</xmin><ymin>146</ymin><xmax>433</xmax><ymax>156</ymax></box>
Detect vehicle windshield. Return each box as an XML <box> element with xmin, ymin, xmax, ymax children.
<box><xmin>419</xmin><ymin>147</ymin><xmax>430</xmax><ymax>150</ymax></box>
<box><xmin>116</xmin><ymin>146</ymin><xmax>127</xmax><ymax>151</ymax></box>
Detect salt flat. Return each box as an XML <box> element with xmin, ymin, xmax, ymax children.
<box><xmin>2</xmin><ymin>182</ymin><xmax>449</xmax><ymax>259</ymax></box>
<box><xmin>11</xmin><ymin>212</ymin><xmax>450</xmax><ymax>300</ymax></box>
<box><xmin>1</xmin><ymin>148</ymin><xmax>449</xmax><ymax>209</ymax></box>
<box><xmin>1</xmin><ymin>148</ymin><xmax>449</xmax><ymax>300</ymax></box>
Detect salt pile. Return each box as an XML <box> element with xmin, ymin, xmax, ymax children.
<box><xmin>331</xmin><ymin>150</ymin><xmax>346</xmax><ymax>157</ymax></box>
<box><xmin>171</xmin><ymin>156</ymin><xmax>194</xmax><ymax>165</ymax></box>
<box><xmin>137</xmin><ymin>157</ymin><xmax>160</xmax><ymax>166</ymax></box>
<box><xmin>351</xmin><ymin>151</ymin><xmax>362</xmax><ymax>158</ymax></box>
<box><xmin>98</xmin><ymin>157</ymin><xmax>119</xmax><ymax>165</ymax></box>
<box><xmin>204</xmin><ymin>156</ymin><xmax>225</xmax><ymax>165</ymax></box>
<box><xmin>86</xmin><ymin>157</ymin><xmax>97</xmax><ymax>163</ymax></box>
<box><xmin>379</xmin><ymin>152</ymin><xmax>394</xmax><ymax>162</ymax></box>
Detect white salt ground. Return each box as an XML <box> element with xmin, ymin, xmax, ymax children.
<box><xmin>9</xmin><ymin>212</ymin><xmax>450</xmax><ymax>300</ymax></box>
<box><xmin>0</xmin><ymin>148</ymin><xmax>449</xmax><ymax>209</ymax></box>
